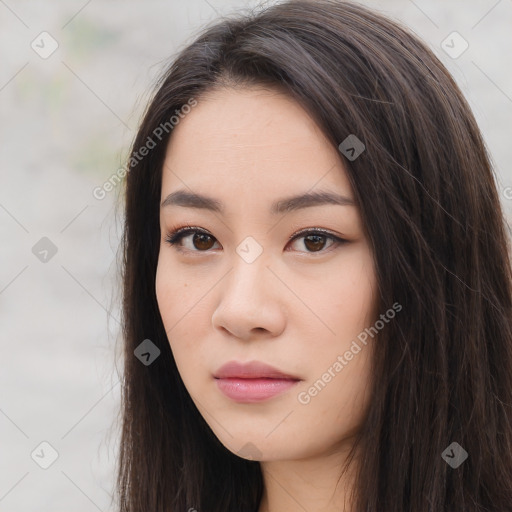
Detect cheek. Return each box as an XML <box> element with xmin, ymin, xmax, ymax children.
<box><xmin>155</xmin><ymin>257</ymin><xmax>190</xmax><ymax>353</ymax></box>
<box><xmin>155</xmin><ymin>255</ymin><xmax>211</xmax><ymax>372</ymax></box>
<box><xmin>292</xmin><ymin>247</ymin><xmax>377</xmax><ymax>411</ymax></box>
<box><xmin>155</xmin><ymin>258</ymin><xmax>175</xmax><ymax>325</ymax></box>
<box><xmin>318</xmin><ymin>349</ymin><xmax>373</xmax><ymax>440</ymax></box>
<box><xmin>155</xmin><ymin>255</ymin><xmax>196</xmax><ymax>326</ymax></box>
<box><xmin>298</xmin><ymin>246</ymin><xmax>377</xmax><ymax>346</ymax></box>
<box><xmin>335</xmin><ymin>260</ymin><xmax>377</xmax><ymax>337</ymax></box>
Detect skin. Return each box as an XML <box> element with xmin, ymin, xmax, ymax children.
<box><xmin>155</xmin><ymin>86</ymin><xmax>379</xmax><ymax>512</ymax></box>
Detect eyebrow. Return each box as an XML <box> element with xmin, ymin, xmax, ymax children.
<box><xmin>160</xmin><ymin>189</ymin><xmax>355</xmax><ymax>215</ymax></box>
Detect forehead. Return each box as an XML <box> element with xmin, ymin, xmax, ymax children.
<box><xmin>161</xmin><ymin>87</ymin><xmax>353</xmax><ymax>209</ymax></box>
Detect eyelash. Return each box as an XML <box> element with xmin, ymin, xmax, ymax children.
<box><xmin>164</xmin><ymin>225</ymin><xmax>347</xmax><ymax>255</ymax></box>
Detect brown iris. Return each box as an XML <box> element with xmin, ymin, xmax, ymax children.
<box><xmin>193</xmin><ymin>233</ymin><xmax>216</xmax><ymax>251</ymax></box>
<box><xmin>302</xmin><ymin>234</ymin><xmax>327</xmax><ymax>252</ymax></box>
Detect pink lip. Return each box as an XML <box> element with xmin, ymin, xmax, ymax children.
<box><xmin>213</xmin><ymin>361</ymin><xmax>302</xmax><ymax>403</ymax></box>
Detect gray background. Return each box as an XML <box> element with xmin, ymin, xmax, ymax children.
<box><xmin>1</xmin><ymin>0</ymin><xmax>511</xmax><ymax>510</ymax></box>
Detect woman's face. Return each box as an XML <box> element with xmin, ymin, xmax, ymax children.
<box><xmin>155</xmin><ymin>86</ymin><xmax>378</xmax><ymax>461</ymax></box>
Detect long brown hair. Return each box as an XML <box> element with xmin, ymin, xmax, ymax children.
<box><xmin>115</xmin><ymin>1</ymin><xmax>512</xmax><ymax>510</ymax></box>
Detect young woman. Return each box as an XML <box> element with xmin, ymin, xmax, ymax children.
<box><xmin>115</xmin><ymin>1</ymin><xmax>512</xmax><ymax>510</ymax></box>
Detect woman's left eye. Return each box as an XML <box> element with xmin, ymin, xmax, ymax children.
<box><xmin>287</xmin><ymin>229</ymin><xmax>344</xmax><ymax>253</ymax></box>
<box><xmin>164</xmin><ymin>226</ymin><xmax>347</xmax><ymax>254</ymax></box>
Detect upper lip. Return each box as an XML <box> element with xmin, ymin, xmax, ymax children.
<box><xmin>214</xmin><ymin>360</ymin><xmax>301</xmax><ymax>380</ymax></box>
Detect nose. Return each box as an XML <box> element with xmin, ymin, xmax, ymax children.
<box><xmin>211</xmin><ymin>254</ymin><xmax>286</xmax><ymax>341</ymax></box>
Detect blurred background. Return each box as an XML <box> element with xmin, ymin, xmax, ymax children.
<box><xmin>0</xmin><ymin>0</ymin><xmax>511</xmax><ymax>510</ymax></box>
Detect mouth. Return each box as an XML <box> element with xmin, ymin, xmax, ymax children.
<box><xmin>214</xmin><ymin>377</ymin><xmax>301</xmax><ymax>402</ymax></box>
<box><xmin>213</xmin><ymin>360</ymin><xmax>302</xmax><ymax>402</ymax></box>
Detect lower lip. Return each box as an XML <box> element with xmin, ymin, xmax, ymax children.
<box><xmin>215</xmin><ymin>378</ymin><xmax>300</xmax><ymax>402</ymax></box>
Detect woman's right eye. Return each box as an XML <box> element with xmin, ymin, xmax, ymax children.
<box><xmin>165</xmin><ymin>227</ymin><xmax>220</xmax><ymax>252</ymax></box>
